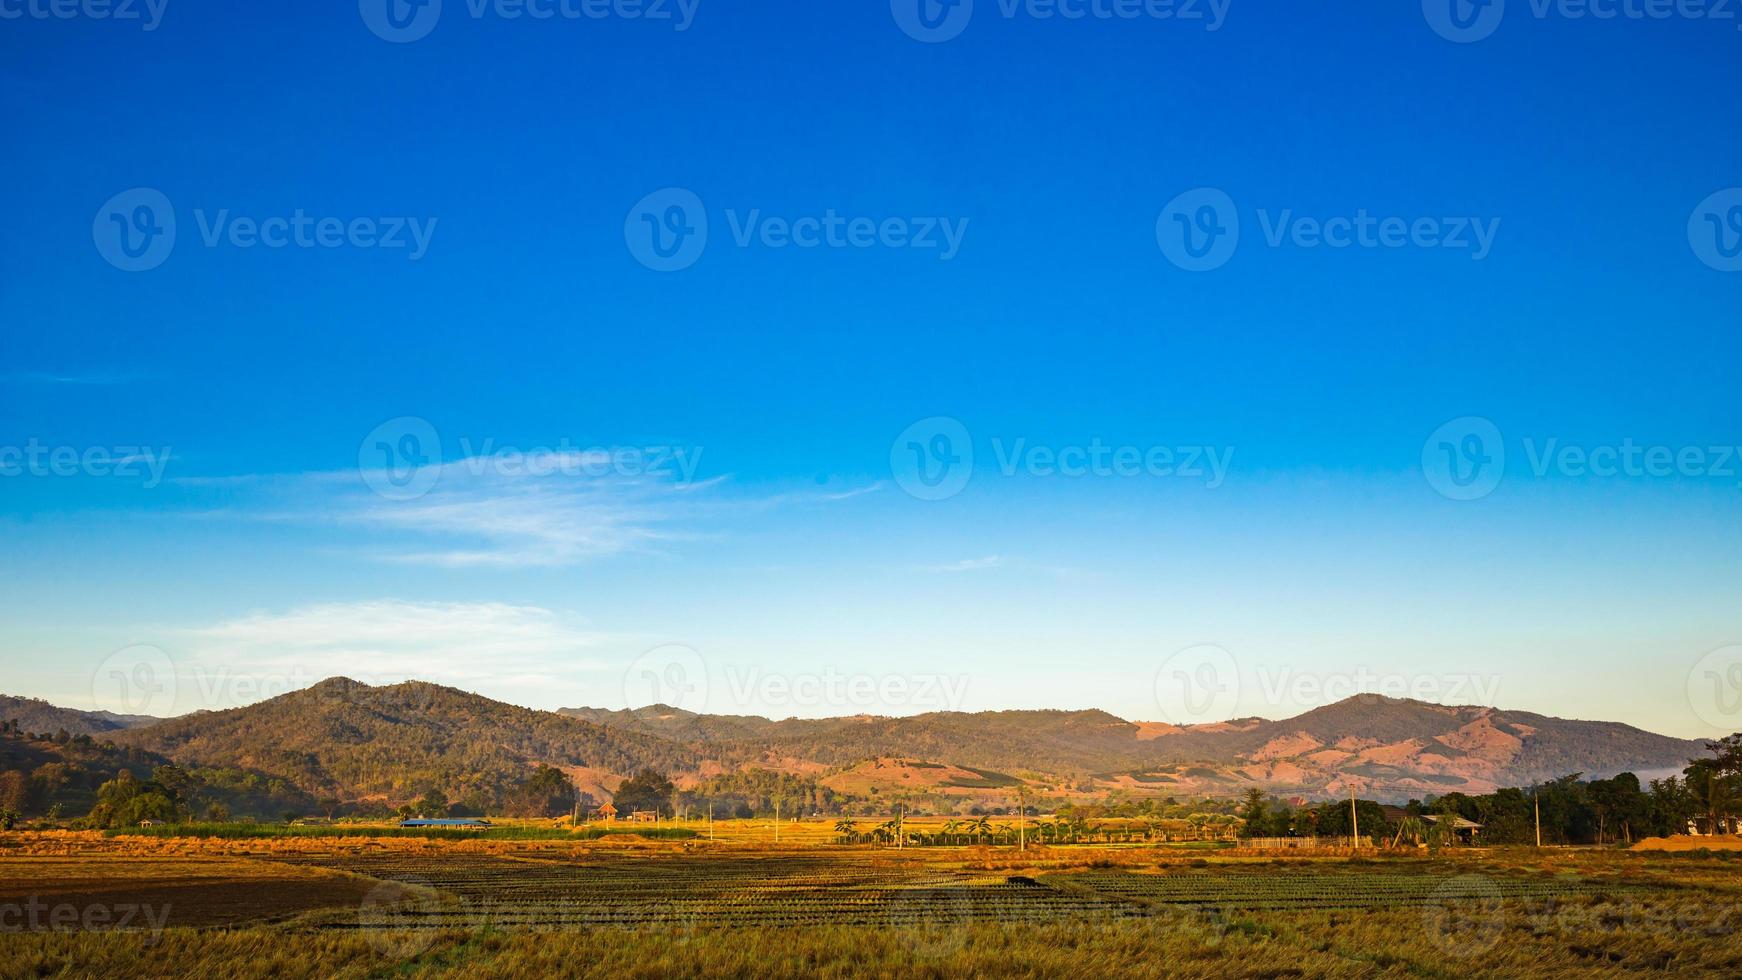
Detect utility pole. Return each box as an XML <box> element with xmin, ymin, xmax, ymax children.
<box><xmin>1349</xmin><ymin>786</ymin><xmax>1359</xmax><ymax>850</ymax></box>
<box><xmin>1534</xmin><ymin>790</ymin><xmax>1542</xmax><ymax>849</ymax></box>
<box><xmin>896</xmin><ymin>804</ymin><xmax>904</xmax><ymax>851</ymax></box>
<box><xmin>1018</xmin><ymin>787</ymin><xmax>1027</xmax><ymax>852</ymax></box>
<box><xmin>708</xmin><ymin>803</ymin><xmax>714</xmax><ymax>842</ymax></box>
<box><xmin>774</xmin><ymin>797</ymin><xmax>780</xmax><ymax>844</ymax></box>
<box><xmin>571</xmin><ymin>784</ymin><xmax>580</xmax><ymax>829</ymax></box>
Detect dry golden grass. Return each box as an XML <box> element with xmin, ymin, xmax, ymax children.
<box><xmin>2</xmin><ymin>833</ymin><xmax>1739</xmax><ymax>977</ymax></box>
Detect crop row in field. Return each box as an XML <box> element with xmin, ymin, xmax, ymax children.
<box><xmin>1050</xmin><ymin>869</ymin><xmax>1618</xmax><ymax>910</ymax></box>
<box><xmin>269</xmin><ymin>850</ymin><xmax>1630</xmax><ymax>933</ymax></box>
<box><xmin>274</xmin><ymin>852</ymin><xmax>1149</xmax><ymax>929</ymax></box>
<box><xmin>105</xmin><ymin>824</ymin><xmax>696</xmax><ymax>842</ymax></box>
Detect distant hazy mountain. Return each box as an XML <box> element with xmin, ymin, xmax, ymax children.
<box><xmin>0</xmin><ymin>694</ymin><xmax>161</xmax><ymax>737</ymax></box>
<box><xmin>3</xmin><ymin>679</ymin><xmax>1705</xmax><ymax>807</ymax></box>
<box><xmin>565</xmin><ymin>691</ymin><xmax>1706</xmax><ymax>800</ymax></box>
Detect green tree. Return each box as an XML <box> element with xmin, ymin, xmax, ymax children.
<box><xmin>612</xmin><ymin>769</ymin><xmax>676</xmax><ymax>816</ymax></box>
<box><xmin>515</xmin><ymin>764</ymin><xmax>575</xmax><ymax>818</ymax></box>
<box><xmin>1238</xmin><ymin>788</ymin><xmax>1268</xmax><ymax>838</ymax></box>
<box><xmin>414</xmin><ymin>788</ymin><xmax>450</xmax><ymax>818</ymax></box>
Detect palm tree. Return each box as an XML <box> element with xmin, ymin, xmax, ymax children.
<box><xmin>972</xmin><ymin>815</ymin><xmax>992</xmax><ymax>841</ymax></box>
<box><xmin>834</xmin><ymin>819</ymin><xmax>859</xmax><ymax>843</ymax></box>
<box><xmin>1390</xmin><ymin>816</ymin><xmax>1428</xmax><ymax>849</ymax></box>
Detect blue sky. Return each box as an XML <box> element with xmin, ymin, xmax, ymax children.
<box><xmin>1</xmin><ymin>1</ymin><xmax>1739</xmax><ymax>738</ymax></box>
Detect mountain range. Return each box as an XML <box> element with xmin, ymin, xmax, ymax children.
<box><xmin>2</xmin><ymin>681</ymin><xmax>1710</xmax><ymax>808</ymax></box>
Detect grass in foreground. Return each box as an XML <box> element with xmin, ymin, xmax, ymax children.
<box><xmin>102</xmin><ymin>824</ymin><xmax>697</xmax><ymax>842</ymax></box>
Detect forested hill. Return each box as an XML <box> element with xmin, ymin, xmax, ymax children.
<box><xmin>0</xmin><ymin>695</ymin><xmax>160</xmax><ymax>737</ymax></box>
<box><xmin>4</xmin><ymin>679</ymin><xmax>1710</xmax><ymax>808</ymax></box>
<box><xmin>558</xmin><ymin>693</ymin><xmax>1707</xmax><ymax>800</ymax></box>
<box><xmin>108</xmin><ymin>678</ymin><xmax>696</xmax><ymax>809</ymax></box>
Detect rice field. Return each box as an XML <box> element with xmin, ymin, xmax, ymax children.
<box><xmin>3</xmin><ymin>831</ymin><xmax>1740</xmax><ymax>977</ymax></box>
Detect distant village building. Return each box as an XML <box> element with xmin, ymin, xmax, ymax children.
<box><xmin>593</xmin><ymin>803</ymin><xmax>618</xmax><ymax>821</ymax></box>
<box><xmin>629</xmin><ymin>810</ymin><xmax>657</xmax><ymax>823</ymax></box>
<box><xmin>1422</xmin><ymin>814</ymin><xmax>1482</xmax><ymax>842</ymax></box>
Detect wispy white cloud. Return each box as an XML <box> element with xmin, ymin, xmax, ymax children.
<box><xmin>180</xmin><ymin>446</ymin><xmax>877</xmax><ymax>570</ymax></box>
<box><xmin>346</xmin><ymin>470</ymin><xmax>687</xmax><ymax>568</ymax></box>
<box><xmin>171</xmin><ymin>599</ymin><xmax>606</xmax><ymax>709</ymax></box>
<box><xmin>922</xmin><ymin>555</ymin><xmax>1005</xmax><ymax>573</ymax></box>
<box><xmin>1</xmin><ymin>370</ymin><xmax>145</xmax><ymax>386</ymax></box>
